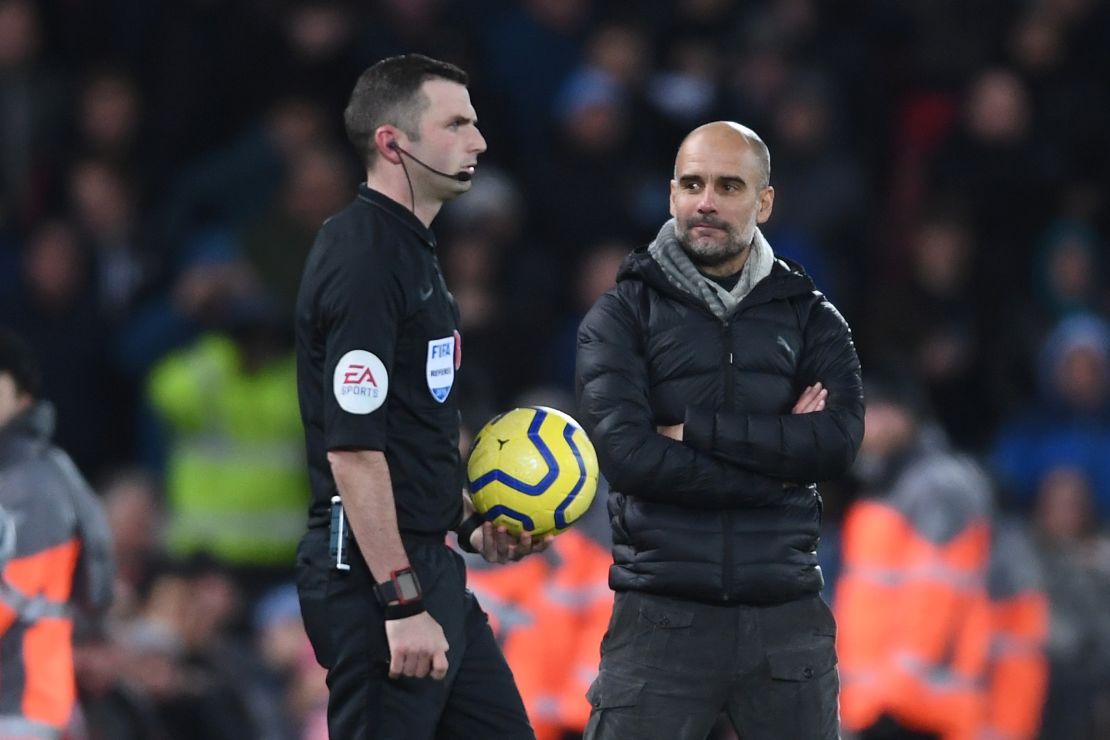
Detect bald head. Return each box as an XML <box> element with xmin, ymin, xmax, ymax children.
<box><xmin>675</xmin><ymin>122</ymin><xmax>770</xmax><ymax>189</ymax></box>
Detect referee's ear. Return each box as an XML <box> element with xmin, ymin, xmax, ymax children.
<box><xmin>374</xmin><ymin>127</ymin><xmax>404</xmax><ymax>165</ymax></box>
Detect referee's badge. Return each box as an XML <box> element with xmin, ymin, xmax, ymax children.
<box><xmin>426</xmin><ymin>335</ymin><xmax>456</xmax><ymax>403</ymax></box>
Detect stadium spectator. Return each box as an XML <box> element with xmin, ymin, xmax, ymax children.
<box><xmin>992</xmin><ymin>314</ymin><xmax>1110</xmax><ymax>518</ymax></box>
<box><xmin>146</xmin><ymin>293</ymin><xmax>306</xmax><ymax>595</ymax></box>
<box><xmin>836</xmin><ymin>372</ymin><xmax>997</xmax><ymax>739</ymax></box>
<box><xmin>0</xmin><ymin>328</ymin><xmax>115</xmax><ymax>738</ymax></box>
<box><xmin>99</xmin><ymin>467</ymin><xmax>164</xmax><ymax>619</ymax></box>
<box><xmin>0</xmin><ymin>0</ymin><xmax>64</xmax><ymax>229</ymax></box>
<box><xmin>1030</xmin><ymin>466</ymin><xmax>1110</xmax><ymax>740</ymax></box>
<box><xmin>3</xmin><ymin>220</ymin><xmax>117</xmax><ymax>477</ymax></box>
<box><xmin>865</xmin><ymin>211</ymin><xmax>991</xmax><ymax>448</ymax></box>
<box><xmin>240</xmin><ymin>144</ymin><xmax>354</xmax><ymax>321</ymax></box>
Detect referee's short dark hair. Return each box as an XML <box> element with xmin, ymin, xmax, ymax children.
<box><xmin>0</xmin><ymin>328</ymin><xmax>41</xmax><ymax>398</ymax></box>
<box><xmin>344</xmin><ymin>54</ymin><xmax>469</xmax><ymax>172</ymax></box>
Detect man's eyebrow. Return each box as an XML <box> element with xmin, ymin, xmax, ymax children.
<box><xmin>677</xmin><ymin>174</ymin><xmax>747</xmax><ymax>185</ymax></box>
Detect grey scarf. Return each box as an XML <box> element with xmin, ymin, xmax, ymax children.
<box><xmin>648</xmin><ymin>218</ymin><xmax>775</xmax><ymax>320</ymax></box>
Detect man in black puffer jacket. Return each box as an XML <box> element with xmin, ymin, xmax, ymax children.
<box><xmin>576</xmin><ymin>121</ymin><xmax>863</xmax><ymax>740</ymax></box>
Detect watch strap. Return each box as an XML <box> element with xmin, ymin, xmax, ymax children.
<box><xmin>372</xmin><ymin>578</ymin><xmax>398</xmax><ymax>605</ymax></box>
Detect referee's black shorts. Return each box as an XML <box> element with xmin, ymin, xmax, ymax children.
<box><xmin>296</xmin><ymin>530</ymin><xmax>534</xmax><ymax>740</ymax></box>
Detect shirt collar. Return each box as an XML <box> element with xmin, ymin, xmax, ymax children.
<box><xmin>357</xmin><ymin>183</ymin><xmax>437</xmax><ymax>250</ymax></box>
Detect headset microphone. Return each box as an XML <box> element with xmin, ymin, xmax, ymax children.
<box><xmin>388</xmin><ymin>141</ymin><xmax>472</xmax><ymax>182</ymax></box>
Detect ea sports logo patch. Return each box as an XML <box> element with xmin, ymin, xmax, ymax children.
<box><xmin>334</xmin><ymin>349</ymin><xmax>388</xmax><ymax>414</ymax></box>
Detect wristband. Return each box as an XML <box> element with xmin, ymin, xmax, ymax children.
<box><xmin>383</xmin><ymin>600</ymin><xmax>426</xmax><ymax>620</ymax></box>
<box><xmin>455</xmin><ymin>513</ymin><xmax>484</xmax><ymax>554</ymax></box>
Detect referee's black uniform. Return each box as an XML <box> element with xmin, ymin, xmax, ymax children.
<box><xmin>294</xmin><ymin>184</ymin><xmax>532</xmax><ymax>739</ymax></box>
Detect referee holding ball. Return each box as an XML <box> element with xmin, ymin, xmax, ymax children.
<box><xmin>294</xmin><ymin>54</ymin><xmax>546</xmax><ymax>740</ymax></box>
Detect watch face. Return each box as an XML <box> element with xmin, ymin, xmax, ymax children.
<box><xmin>396</xmin><ymin>571</ymin><xmax>421</xmax><ymax>602</ymax></box>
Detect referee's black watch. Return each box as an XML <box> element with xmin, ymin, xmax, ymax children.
<box><xmin>373</xmin><ymin>567</ymin><xmax>422</xmax><ymax>607</ymax></box>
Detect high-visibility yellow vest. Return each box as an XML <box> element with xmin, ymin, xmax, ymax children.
<box><xmin>148</xmin><ymin>334</ymin><xmax>307</xmax><ymax>566</ymax></box>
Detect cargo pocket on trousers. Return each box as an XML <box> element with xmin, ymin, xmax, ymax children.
<box><xmin>765</xmin><ymin>641</ymin><xmax>840</xmax><ymax>739</ymax></box>
<box><xmin>585</xmin><ymin>671</ymin><xmax>647</xmax><ymax>739</ymax></box>
<box><xmin>768</xmin><ymin>642</ymin><xmax>838</xmax><ymax>682</ymax></box>
<box><xmin>632</xmin><ymin>599</ymin><xmax>695</xmax><ymax>668</ymax></box>
<box><xmin>587</xmin><ymin>672</ymin><xmax>645</xmax><ymax>710</ymax></box>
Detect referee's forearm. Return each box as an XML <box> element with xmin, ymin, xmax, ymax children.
<box><xmin>328</xmin><ymin>449</ymin><xmax>410</xmax><ymax>580</ymax></box>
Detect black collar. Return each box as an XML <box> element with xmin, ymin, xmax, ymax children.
<box><xmin>357</xmin><ymin>184</ymin><xmax>437</xmax><ymax>250</ymax></box>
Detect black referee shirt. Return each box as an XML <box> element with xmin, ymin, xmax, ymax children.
<box><xmin>295</xmin><ymin>184</ymin><xmax>463</xmax><ymax>536</ymax></box>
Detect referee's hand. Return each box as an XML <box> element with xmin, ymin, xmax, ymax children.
<box><xmin>473</xmin><ymin>521</ymin><xmax>554</xmax><ymax>564</ymax></box>
<box><xmin>385</xmin><ymin>612</ymin><xmax>450</xmax><ymax>680</ymax></box>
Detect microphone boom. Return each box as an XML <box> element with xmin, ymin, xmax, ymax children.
<box><xmin>392</xmin><ymin>143</ymin><xmax>471</xmax><ymax>182</ymax></box>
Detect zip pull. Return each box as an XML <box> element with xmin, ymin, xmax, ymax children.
<box><xmin>729</xmin><ymin>352</ymin><xmax>733</xmax><ymax>364</ymax></box>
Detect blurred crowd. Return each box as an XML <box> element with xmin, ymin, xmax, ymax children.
<box><xmin>1</xmin><ymin>0</ymin><xmax>1109</xmax><ymax>738</ymax></box>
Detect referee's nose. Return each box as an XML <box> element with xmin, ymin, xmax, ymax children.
<box><xmin>471</xmin><ymin>126</ymin><xmax>487</xmax><ymax>156</ymax></box>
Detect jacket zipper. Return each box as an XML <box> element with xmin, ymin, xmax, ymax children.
<box><xmin>721</xmin><ymin>319</ymin><xmax>734</xmax><ymax>601</ymax></box>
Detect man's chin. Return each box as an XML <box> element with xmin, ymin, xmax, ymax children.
<box><xmin>685</xmin><ymin>248</ymin><xmax>734</xmax><ymax>268</ymax></box>
<box><xmin>680</xmin><ymin>237</ymin><xmax>728</xmax><ymax>264</ymax></box>
<box><xmin>440</xmin><ymin>181</ymin><xmax>472</xmax><ymax>199</ymax></box>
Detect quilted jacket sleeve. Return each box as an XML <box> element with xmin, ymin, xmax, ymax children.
<box><xmin>684</xmin><ymin>294</ymin><xmax>864</xmax><ymax>482</ymax></box>
<box><xmin>576</xmin><ymin>289</ymin><xmax>786</xmax><ymax>509</ymax></box>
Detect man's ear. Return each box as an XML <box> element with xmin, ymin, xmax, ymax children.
<box><xmin>757</xmin><ymin>186</ymin><xmax>775</xmax><ymax>224</ymax></box>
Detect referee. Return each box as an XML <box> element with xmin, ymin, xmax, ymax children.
<box><xmin>294</xmin><ymin>55</ymin><xmax>545</xmax><ymax>739</ymax></box>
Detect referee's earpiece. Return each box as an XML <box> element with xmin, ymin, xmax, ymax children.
<box><xmin>387</xmin><ymin>140</ymin><xmax>399</xmax><ymax>151</ymax></box>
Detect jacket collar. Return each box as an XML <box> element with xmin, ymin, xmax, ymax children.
<box><xmin>0</xmin><ymin>401</ymin><xmax>54</xmax><ymax>466</ymax></box>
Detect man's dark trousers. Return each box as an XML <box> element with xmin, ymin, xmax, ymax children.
<box><xmin>584</xmin><ymin>590</ymin><xmax>840</xmax><ymax>740</ymax></box>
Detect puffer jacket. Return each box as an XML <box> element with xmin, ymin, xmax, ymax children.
<box><xmin>576</xmin><ymin>248</ymin><xmax>863</xmax><ymax>604</ymax></box>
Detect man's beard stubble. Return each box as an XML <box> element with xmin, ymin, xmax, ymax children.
<box><xmin>676</xmin><ymin>216</ymin><xmax>751</xmax><ymax>269</ymax></box>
